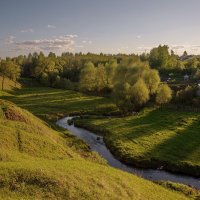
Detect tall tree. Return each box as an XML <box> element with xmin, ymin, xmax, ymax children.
<box><xmin>79</xmin><ymin>62</ymin><xmax>97</xmax><ymax>92</ymax></box>
<box><xmin>149</xmin><ymin>45</ymin><xmax>170</xmax><ymax>69</ymax></box>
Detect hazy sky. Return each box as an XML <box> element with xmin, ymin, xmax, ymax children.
<box><xmin>1</xmin><ymin>0</ymin><xmax>200</xmax><ymax>57</ymax></box>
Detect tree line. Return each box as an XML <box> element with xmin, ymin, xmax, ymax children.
<box><xmin>0</xmin><ymin>45</ymin><xmax>200</xmax><ymax>112</ymax></box>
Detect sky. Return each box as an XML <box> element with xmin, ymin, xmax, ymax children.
<box><xmin>1</xmin><ymin>0</ymin><xmax>200</xmax><ymax>57</ymax></box>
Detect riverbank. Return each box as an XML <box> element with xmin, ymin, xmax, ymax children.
<box><xmin>4</xmin><ymin>87</ymin><xmax>200</xmax><ymax>177</ymax></box>
<box><xmin>0</xmin><ymin>89</ymin><xmax>192</xmax><ymax>199</ymax></box>
<box><xmin>57</xmin><ymin>117</ymin><xmax>200</xmax><ymax>190</ymax></box>
<box><xmin>74</xmin><ymin>107</ymin><xmax>200</xmax><ymax>178</ymax></box>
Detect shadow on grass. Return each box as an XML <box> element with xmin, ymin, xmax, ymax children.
<box><xmin>84</xmin><ymin>107</ymin><xmax>197</xmax><ymax>142</ymax></box>
<box><xmin>145</xmin><ymin>118</ymin><xmax>200</xmax><ymax>163</ymax></box>
<box><xmin>2</xmin><ymin>87</ymin><xmax>115</xmax><ymax>116</ymax></box>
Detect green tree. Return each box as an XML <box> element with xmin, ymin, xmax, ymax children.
<box><xmin>113</xmin><ymin>82</ymin><xmax>132</xmax><ymax>113</ymax></box>
<box><xmin>183</xmin><ymin>51</ymin><xmax>188</xmax><ymax>57</ymax></box>
<box><xmin>96</xmin><ymin>64</ymin><xmax>107</xmax><ymax>92</ymax></box>
<box><xmin>130</xmin><ymin>79</ymin><xmax>150</xmax><ymax>110</ymax></box>
<box><xmin>149</xmin><ymin>45</ymin><xmax>170</xmax><ymax>69</ymax></box>
<box><xmin>142</xmin><ymin>69</ymin><xmax>160</xmax><ymax>94</ymax></box>
<box><xmin>79</xmin><ymin>62</ymin><xmax>97</xmax><ymax>92</ymax></box>
<box><xmin>105</xmin><ymin>60</ymin><xmax>117</xmax><ymax>89</ymax></box>
<box><xmin>156</xmin><ymin>84</ymin><xmax>172</xmax><ymax>104</ymax></box>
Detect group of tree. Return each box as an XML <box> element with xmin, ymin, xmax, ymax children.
<box><xmin>2</xmin><ymin>45</ymin><xmax>199</xmax><ymax>90</ymax></box>
<box><xmin>79</xmin><ymin>57</ymin><xmax>172</xmax><ymax>113</ymax></box>
<box><xmin>1</xmin><ymin>44</ymin><xmax>200</xmax><ymax>113</ymax></box>
<box><xmin>79</xmin><ymin>60</ymin><xmax>117</xmax><ymax>93</ymax></box>
<box><xmin>112</xmin><ymin>59</ymin><xmax>172</xmax><ymax>113</ymax></box>
<box><xmin>148</xmin><ymin>45</ymin><xmax>200</xmax><ymax>74</ymax></box>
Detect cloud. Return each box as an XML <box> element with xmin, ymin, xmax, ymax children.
<box><xmin>20</xmin><ymin>29</ymin><xmax>34</xmax><ymax>33</ymax></box>
<box><xmin>169</xmin><ymin>44</ymin><xmax>200</xmax><ymax>54</ymax></box>
<box><xmin>65</xmin><ymin>34</ymin><xmax>78</xmax><ymax>38</ymax></box>
<box><xmin>75</xmin><ymin>45</ymin><xmax>84</xmax><ymax>48</ymax></box>
<box><xmin>13</xmin><ymin>35</ymin><xmax>76</xmax><ymax>53</ymax></box>
<box><xmin>82</xmin><ymin>40</ymin><xmax>92</xmax><ymax>44</ymax></box>
<box><xmin>0</xmin><ymin>36</ymin><xmax>16</xmax><ymax>44</ymax></box>
<box><xmin>137</xmin><ymin>44</ymin><xmax>200</xmax><ymax>55</ymax></box>
<box><xmin>47</xmin><ymin>25</ymin><xmax>56</xmax><ymax>29</ymax></box>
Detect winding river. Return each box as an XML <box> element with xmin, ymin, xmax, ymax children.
<box><xmin>56</xmin><ymin>116</ymin><xmax>200</xmax><ymax>190</ymax></box>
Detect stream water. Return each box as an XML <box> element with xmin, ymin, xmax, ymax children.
<box><xmin>56</xmin><ymin>116</ymin><xmax>200</xmax><ymax>190</ymax></box>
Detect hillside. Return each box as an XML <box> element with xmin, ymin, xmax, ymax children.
<box><xmin>0</xmin><ymin>76</ymin><xmax>21</xmax><ymax>92</ymax></box>
<box><xmin>0</xmin><ymin>95</ymin><xmax>190</xmax><ymax>199</ymax></box>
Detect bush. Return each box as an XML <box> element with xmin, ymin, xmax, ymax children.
<box><xmin>176</xmin><ymin>85</ymin><xmax>200</xmax><ymax>106</ymax></box>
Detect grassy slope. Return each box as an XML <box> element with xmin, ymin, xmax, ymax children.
<box><xmin>0</xmin><ymin>88</ymin><xmax>191</xmax><ymax>199</ymax></box>
<box><xmin>75</xmin><ymin>107</ymin><xmax>200</xmax><ymax>176</ymax></box>
<box><xmin>0</xmin><ymin>76</ymin><xmax>21</xmax><ymax>92</ymax></box>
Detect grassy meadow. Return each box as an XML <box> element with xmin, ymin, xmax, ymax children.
<box><xmin>3</xmin><ymin>86</ymin><xmax>200</xmax><ymax>177</ymax></box>
<box><xmin>0</xmin><ymin>91</ymin><xmax>192</xmax><ymax>199</ymax></box>
<box><xmin>75</xmin><ymin>107</ymin><xmax>200</xmax><ymax>176</ymax></box>
<box><xmin>3</xmin><ymin>86</ymin><xmax>116</xmax><ymax>122</ymax></box>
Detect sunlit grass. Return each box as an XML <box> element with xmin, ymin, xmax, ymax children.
<box><xmin>0</xmin><ymin>96</ymin><xmax>190</xmax><ymax>199</ymax></box>
<box><xmin>76</xmin><ymin>107</ymin><xmax>200</xmax><ymax>176</ymax></box>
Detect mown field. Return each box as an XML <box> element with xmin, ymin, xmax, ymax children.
<box><xmin>3</xmin><ymin>86</ymin><xmax>116</xmax><ymax>121</ymax></box>
<box><xmin>0</xmin><ymin>91</ymin><xmax>192</xmax><ymax>199</ymax></box>
<box><xmin>75</xmin><ymin>107</ymin><xmax>200</xmax><ymax>176</ymax></box>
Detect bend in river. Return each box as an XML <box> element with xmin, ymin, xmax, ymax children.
<box><xmin>56</xmin><ymin>116</ymin><xmax>200</xmax><ymax>190</ymax></box>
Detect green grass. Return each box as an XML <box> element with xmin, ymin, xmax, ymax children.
<box><xmin>3</xmin><ymin>87</ymin><xmax>117</xmax><ymax>122</ymax></box>
<box><xmin>75</xmin><ymin>107</ymin><xmax>200</xmax><ymax>176</ymax></box>
<box><xmin>0</xmin><ymin>95</ymin><xmax>191</xmax><ymax>199</ymax></box>
<box><xmin>0</xmin><ymin>86</ymin><xmax>194</xmax><ymax>199</ymax></box>
<box><xmin>0</xmin><ymin>76</ymin><xmax>21</xmax><ymax>91</ymax></box>
<box><xmin>156</xmin><ymin>181</ymin><xmax>200</xmax><ymax>199</ymax></box>
<box><xmin>0</xmin><ymin>159</ymin><xmax>190</xmax><ymax>200</ymax></box>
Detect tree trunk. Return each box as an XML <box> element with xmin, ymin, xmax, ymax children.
<box><xmin>1</xmin><ymin>76</ymin><xmax>5</xmax><ymax>91</ymax></box>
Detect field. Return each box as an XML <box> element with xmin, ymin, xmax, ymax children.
<box><xmin>0</xmin><ymin>90</ymin><xmax>192</xmax><ymax>199</ymax></box>
<box><xmin>3</xmin><ymin>86</ymin><xmax>116</xmax><ymax>122</ymax></box>
<box><xmin>75</xmin><ymin>107</ymin><xmax>200</xmax><ymax>176</ymax></box>
<box><xmin>4</xmin><ymin>86</ymin><xmax>200</xmax><ymax>177</ymax></box>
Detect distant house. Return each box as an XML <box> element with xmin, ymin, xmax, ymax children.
<box><xmin>179</xmin><ymin>55</ymin><xmax>194</xmax><ymax>61</ymax></box>
<box><xmin>184</xmin><ymin>74</ymin><xmax>189</xmax><ymax>82</ymax></box>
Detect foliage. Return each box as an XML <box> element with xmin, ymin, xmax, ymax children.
<box><xmin>130</xmin><ymin>78</ymin><xmax>150</xmax><ymax>110</ymax></box>
<box><xmin>149</xmin><ymin>45</ymin><xmax>170</xmax><ymax>69</ymax></box>
<box><xmin>175</xmin><ymin>85</ymin><xmax>200</xmax><ymax>106</ymax></box>
<box><xmin>79</xmin><ymin>62</ymin><xmax>97</xmax><ymax>92</ymax></box>
<box><xmin>156</xmin><ymin>84</ymin><xmax>172</xmax><ymax>104</ymax></box>
<box><xmin>112</xmin><ymin>59</ymin><xmax>162</xmax><ymax>113</ymax></box>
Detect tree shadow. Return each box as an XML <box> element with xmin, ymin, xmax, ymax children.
<box><xmin>143</xmin><ymin>118</ymin><xmax>200</xmax><ymax>164</ymax></box>
<box><xmin>2</xmin><ymin>87</ymin><xmax>114</xmax><ymax>116</ymax></box>
<box><xmin>84</xmin><ymin>107</ymin><xmax>197</xmax><ymax>143</ymax></box>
